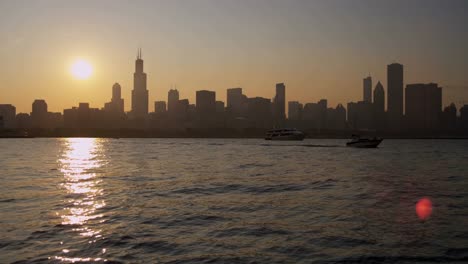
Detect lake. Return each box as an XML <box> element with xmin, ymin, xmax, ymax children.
<box><xmin>1</xmin><ymin>138</ymin><xmax>467</xmax><ymax>263</ymax></box>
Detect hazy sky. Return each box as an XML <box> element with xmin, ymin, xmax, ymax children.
<box><xmin>1</xmin><ymin>0</ymin><xmax>467</xmax><ymax>113</ymax></box>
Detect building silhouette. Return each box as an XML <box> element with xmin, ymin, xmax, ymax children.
<box><xmin>131</xmin><ymin>49</ymin><xmax>148</xmax><ymax>119</ymax></box>
<box><xmin>105</xmin><ymin>83</ymin><xmax>124</xmax><ymax>113</ymax></box>
<box><xmin>326</xmin><ymin>104</ymin><xmax>347</xmax><ymax>130</ymax></box>
<box><xmin>227</xmin><ymin>88</ymin><xmax>247</xmax><ymax>117</ymax></box>
<box><xmin>442</xmin><ymin>103</ymin><xmax>457</xmax><ymax>131</ymax></box>
<box><xmin>216</xmin><ymin>101</ymin><xmax>225</xmax><ymax>113</ymax></box>
<box><xmin>247</xmin><ymin>97</ymin><xmax>272</xmax><ymax>129</ymax></box>
<box><xmin>168</xmin><ymin>89</ymin><xmax>179</xmax><ymax>114</ymax></box>
<box><xmin>387</xmin><ymin>63</ymin><xmax>404</xmax><ymax>130</ymax></box>
<box><xmin>347</xmin><ymin>101</ymin><xmax>373</xmax><ymax>130</ymax></box>
<box><xmin>196</xmin><ymin>90</ymin><xmax>216</xmax><ymax>114</ymax></box>
<box><xmin>288</xmin><ymin>101</ymin><xmax>303</xmax><ymax>121</ymax></box>
<box><xmin>273</xmin><ymin>83</ymin><xmax>286</xmax><ymax>125</ymax></box>
<box><xmin>303</xmin><ymin>100</ymin><xmax>327</xmax><ymax>130</ymax></box>
<box><xmin>174</xmin><ymin>99</ymin><xmax>189</xmax><ymax>122</ymax></box>
<box><xmin>405</xmin><ymin>83</ymin><xmax>442</xmax><ymax>131</ymax></box>
<box><xmin>154</xmin><ymin>101</ymin><xmax>166</xmax><ymax>114</ymax></box>
<box><xmin>373</xmin><ymin>81</ymin><xmax>385</xmax><ymax>130</ymax></box>
<box><xmin>363</xmin><ymin>76</ymin><xmax>372</xmax><ymax>103</ymax></box>
<box><xmin>31</xmin><ymin>99</ymin><xmax>47</xmax><ymax>129</ymax></box>
<box><xmin>0</xmin><ymin>104</ymin><xmax>16</xmax><ymax>129</ymax></box>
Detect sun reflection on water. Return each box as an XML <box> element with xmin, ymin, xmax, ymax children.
<box><xmin>55</xmin><ymin>138</ymin><xmax>108</xmax><ymax>261</ymax></box>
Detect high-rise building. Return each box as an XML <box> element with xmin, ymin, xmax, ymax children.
<box><xmin>105</xmin><ymin>83</ymin><xmax>124</xmax><ymax>113</ymax></box>
<box><xmin>347</xmin><ymin>101</ymin><xmax>373</xmax><ymax>130</ymax></box>
<box><xmin>363</xmin><ymin>76</ymin><xmax>372</xmax><ymax>103</ymax></box>
<box><xmin>288</xmin><ymin>101</ymin><xmax>303</xmax><ymax>121</ymax></box>
<box><xmin>302</xmin><ymin>100</ymin><xmax>327</xmax><ymax>129</ymax></box>
<box><xmin>247</xmin><ymin>97</ymin><xmax>272</xmax><ymax>128</ymax></box>
<box><xmin>387</xmin><ymin>63</ymin><xmax>404</xmax><ymax>130</ymax></box>
<box><xmin>326</xmin><ymin>104</ymin><xmax>346</xmax><ymax>130</ymax></box>
<box><xmin>131</xmin><ymin>49</ymin><xmax>149</xmax><ymax>119</ymax></box>
<box><xmin>226</xmin><ymin>88</ymin><xmax>246</xmax><ymax>116</ymax></box>
<box><xmin>273</xmin><ymin>83</ymin><xmax>286</xmax><ymax>123</ymax></box>
<box><xmin>154</xmin><ymin>101</ymin><xmax>166</xmax><ymax>114</ymax></box>
<box><xmin>216</xmin><ymin>101</ymin><xmax>225</xmax><ymax>113</ymax></box>
<box><xmin>442</xmin><ymin>103</ymin><xmax>457</xmax><ymax>131</ymax></box>
<box><xmin>373</xmin><ymin>81</ymin><xmax>385</xmax><ymax>130</ymax></box>
<box><xmin>0</xmin><ymin>104</ymin><xmax>16</xmax><ymax>129</ymax></box>
<box><xmin>405</xmin><ymin>83</ymin><xmax>442</xmax><ymax>131</ymax></box>
<box><xmin>373</xmin><ymin>81</ymin><xmax>385</xmax><ymax>113</ymax></box>
<box><xmin>168</xmin><ymin>89</ymin><xmax>179</xmax><ymax>113</ymax></box>
<box><xmin>31</xmin><ymin>99</ymin><xmax>48</xmax><ymax>128</ymax></box>
<box><xmin>196</xmin><ymin>90</ymin><xmax>216</xmax><ymax>114</ymax></box>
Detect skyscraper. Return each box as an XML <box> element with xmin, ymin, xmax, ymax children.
<box><xmin>273</xmin><ymin>83</ymin><xmax>286</xmax><ymax>124</ymax></box>
<box><xmin>0</xmin><ymin>104</ymin><xmax>16</xmax><ymax>129</ymax></box>
<box><xmin>405</xmin><ymin>83</ymin><xmax>442</xmax><ymax>131</ymax></box>
<box><xmin>168</xmin><ymin>89</ymin><xmax>179</xmax><ymax>113</ymax></box>
<box><xmin>105</xmin><ymin>83</ymin><xmax>124</xmax><ymax>113</ymax></box>
<box><xmin>363</xmin><ymin>76</ymin><xmax>372</xmax><ymax>103</ymax></box>
<box><xmin>373</xmin><ymin>81</ymin><xmax>385</xmax><ymax>130</ymax></box>
<box><xmin>196</xmin><ymin>90</ymin><xmax>216</xmax><ymax>114</ymax></box>
<box><xmin>31</xmin><ymin>99</ymin><xmax>48</xmax><ymax>128</ymax></box>
<box><xmin>131</xmin><ymin>49</ymin><xmax>149</xmax><ymax>119</ymax></box>
<box><xmin>387</xmin><ymin>63</ymin><xmax>404</xmax><ymax>130</ymax></box>
<box><xmin>373</xmin><ymin>81</ymin><xmax>385</xmax><ymax>113</ymax></box>
<box><xmin>226</xmin><ymin>87</ymin><xmax>247</xmax><ymax>117</ymax></box>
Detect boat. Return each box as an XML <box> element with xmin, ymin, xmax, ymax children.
<box><xmin>346</xmin><ymin>135</ymin><xmax>383</xmax><ymax>148</ymax></box>
<box><xmin>265</xmin><ymin>128</ymin><xmax>305</xmax><ymax>141</ymax></box>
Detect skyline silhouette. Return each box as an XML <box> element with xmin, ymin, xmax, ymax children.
<box><xmin>1</xmin><ymin>50</ymin><xmax>468</xmax><ymax>137</ymax></box>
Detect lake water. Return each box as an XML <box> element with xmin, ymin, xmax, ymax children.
<box><xmin>1</xmin><ymin>138</ymin><xmax>468</xmax><ymax>263</ymax></box>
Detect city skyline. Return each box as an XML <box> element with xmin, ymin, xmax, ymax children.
<box><xmin>2</xmin><ymin>50</ymin><xmax>468</xmax><ymax>137</ymax></box>
<box><xmin>1</xmin><ymin>0</ymin><xmax>468</xmax><ymax>113</ymax></box>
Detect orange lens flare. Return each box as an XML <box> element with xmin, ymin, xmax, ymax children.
<box><xmin>416</xmin><ymin>197</ymin><xmax>433</xmax><ymax>220</ymax></box>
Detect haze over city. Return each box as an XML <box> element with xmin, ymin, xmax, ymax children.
<box><xmin>1</xmin><ymin>0</ymin><xmax>468</xmax><ymax>113</ymax></box>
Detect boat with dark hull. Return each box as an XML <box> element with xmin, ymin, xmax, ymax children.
<box><xmin>346</xmin><ymin>135</ymin><xmax>383</xmax><ymax>148</ymax></box>
<box><xmin>265</xmin><ymin>128</ymin><xmax>305</xmax><ymax>141</ymax></box>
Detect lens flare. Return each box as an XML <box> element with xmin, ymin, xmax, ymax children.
<box><xmin>416</xmin><ymin>197</ymin><xmax>432</xmax><ymax>220</ymax></box>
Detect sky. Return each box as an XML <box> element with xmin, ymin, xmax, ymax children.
<box><xmin>0</xmin><ymin>0</ymin><xmax>467</xmax><ymax>113</ymax></box>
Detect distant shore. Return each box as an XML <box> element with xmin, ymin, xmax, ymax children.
<box><xmin>1</xmin><ymin>128</ymin><xmax>467</xmax><ymax>139</ymax></box>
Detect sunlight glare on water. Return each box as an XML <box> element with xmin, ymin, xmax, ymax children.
<box><xmin>55</xmin><ymin>138</ymin><xmax>108</xmax><ymax>261</ymax></box>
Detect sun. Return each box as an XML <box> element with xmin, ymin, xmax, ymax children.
<box><xmin>71</xmin><ymin>59</ymin><xmax>93</xmax><ymax>80</ymax></box>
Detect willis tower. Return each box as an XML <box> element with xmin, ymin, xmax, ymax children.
<box><xmin>131</xmin><ymin>48</ymin><xmax>149</xmax><ymax>119</ymax></box>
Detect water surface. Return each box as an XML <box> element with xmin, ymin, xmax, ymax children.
<box><xmin>1</xmin><ymin>138</ymin><xmax>468</xmax><ymax>263</ymax></box>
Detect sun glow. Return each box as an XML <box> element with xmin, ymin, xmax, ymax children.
<box><xmin>71</xmin><ymin>59</ymin><xmax>93</xmax><ymax>80</ymax></box>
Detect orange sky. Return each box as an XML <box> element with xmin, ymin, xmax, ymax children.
<box><xmin>1</xmin><ymin>0</ymin><xmax>467</xmax><ymax>113</ymax></box>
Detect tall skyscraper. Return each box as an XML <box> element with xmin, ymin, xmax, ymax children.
<box><xmin>168</xmin><ymin>89</ymin><xmax>179</xmax><ymax>113</ymax></box>
<box><xmin>387</xmin><ymin>63</ymin><xmax>404</xmax><ymax>130</ymax></box>
<box><xmin>373</xmin><ymin>81</ymin><xmax>385</xmax><ymax>113</ymax></box>
<box><xmin>131</xmin><ymin>49</ymin><xmax>149</xmax><ymax>119</ymax></box>
<box><xmin>363</xmin><ymin>76</ymin><xmax>372</xmax><ymax>103</ymax></box>
<box><xmin>273</xmin><ymin>83</ymin><xmax>286</xmax><ymax>124</ymax></box>
<box><xmin>373</xmin><ymin>81</ymin><xmax>385</xmax><ymax>130</ymax></box>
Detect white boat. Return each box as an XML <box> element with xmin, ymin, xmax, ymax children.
<box><xmin>346</xmin><ymin>135</ymin><xmax>383</xmax><ymax>148</ymax></box>
<box><xmin>265</xmin><ymin>128</ymin><xmax>305</xmax><ymax>141</ymax></box>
